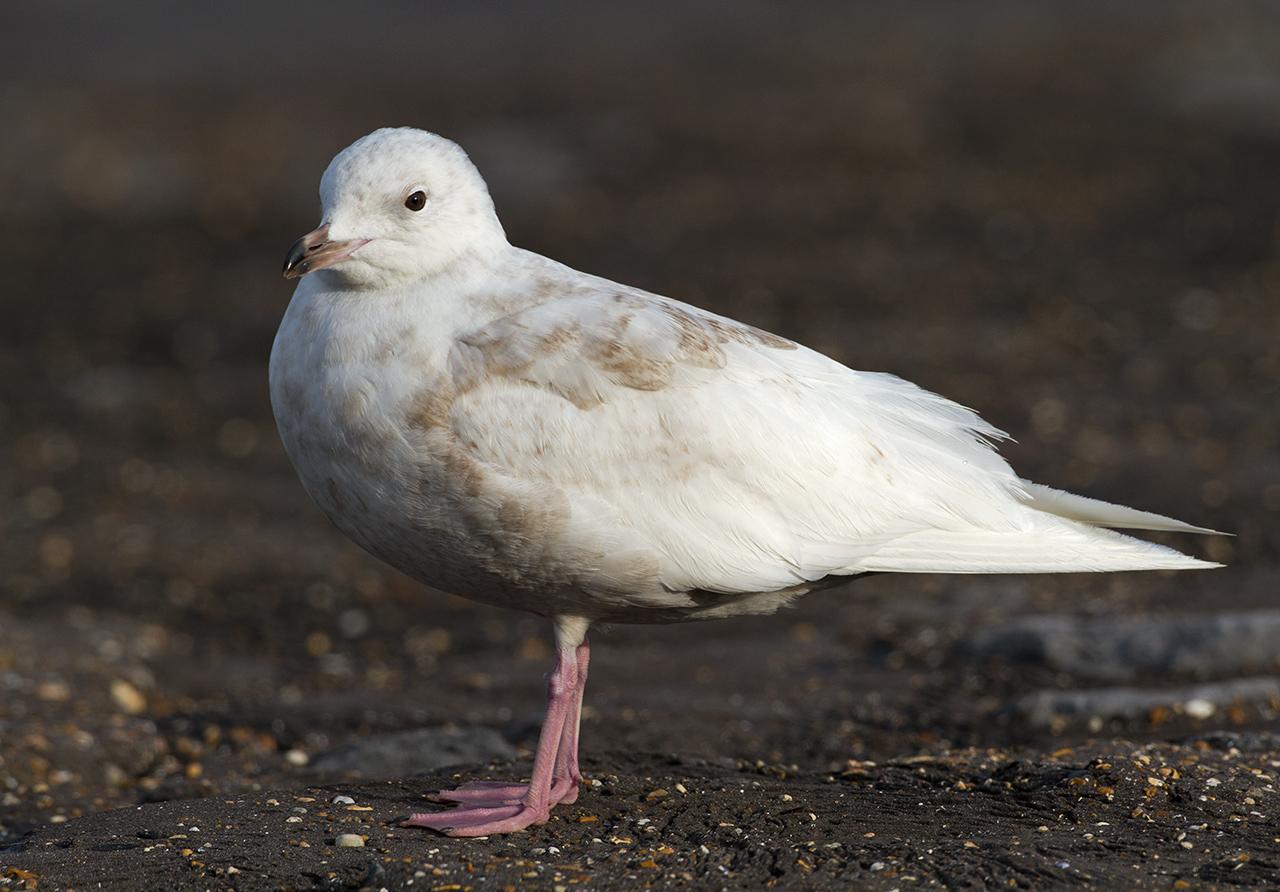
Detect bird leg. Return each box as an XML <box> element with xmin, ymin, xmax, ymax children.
<box><xmin>404</xmin><ymin>634</ymin><xmax>590</xmax><ymax>836</ymax></box>
<box><xmin>424</xmin><ymin>642</ymin><xmax>589</xmax><ymax>808</ymax></box>
<box><xmin>554</xmin><ymin>640</ymin><xmax>590</xmax><ymax>803</ymax></box>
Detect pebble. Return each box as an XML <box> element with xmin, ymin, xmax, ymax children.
<box><xmin>36</xmin><ymin>680</ymin><xmax>71</xmax><ymax>702</ymax></box>
<box><xmin>1185</xmin><ymin>699</ymin><xmax>1217</xmax><ymax>719</ymax></box>
<box><xmin>331</xmin><ymin>794</ymin><xmax>356</xmax><ymax>805</ymax></box>
<box><xmin>284</xmin><ymin>749</ymin><xmax>309</xmax><ymax>766</ymax></box>
<box><xmin>110</xmin><ymin>679</ymin><xmax>147</xmax><ymax>715</ymax></box>
<box><xmin>335</xmin><ymin>833</ymin><xmax>365</xmax><ymax>847</ymax></box>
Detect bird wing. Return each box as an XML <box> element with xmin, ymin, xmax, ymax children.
<box><xmin>434</xmin><ymin>279</ymin><xmax>1216</xmax><ymax>599</ymax></box>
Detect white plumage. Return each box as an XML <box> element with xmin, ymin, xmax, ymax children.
<box><xmin>269</xmin><ymin>127</ymin><xmax>1221</xmax><ymax>835</ymax></box>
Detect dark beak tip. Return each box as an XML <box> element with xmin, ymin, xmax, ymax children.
<box><xmin>283</xmin><ymin>235</ymin><xmax>311</xmax><ymax>280</ymax></box>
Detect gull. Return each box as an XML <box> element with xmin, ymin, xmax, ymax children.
<box><xmin>270</xmin><ymin>127</ymin><xmax>1222</xmax><ymax>836</ymax></box>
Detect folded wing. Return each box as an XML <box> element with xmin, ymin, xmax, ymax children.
<box><xmin>440</xmin><ymin>278</ymin><xmax>1219</xmax><ymax>599</ymax></box>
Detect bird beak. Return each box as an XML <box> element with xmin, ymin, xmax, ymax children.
<box><xmin>282</xmin><ymin>224</ymin><xmax>370</xmax><ymax>279</ymax></box>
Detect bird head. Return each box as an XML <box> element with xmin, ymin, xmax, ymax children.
<box><xmin>283</xmin><ymin>127</ymin><xmax>507</xmax><ymax>289</ymax></box>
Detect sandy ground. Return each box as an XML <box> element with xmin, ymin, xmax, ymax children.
<box><xmin>2</xmin><ymin>2</ymin><xmax>1280</xmax><ymax>888</ymax></box>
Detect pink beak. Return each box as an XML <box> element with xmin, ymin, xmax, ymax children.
<box><xmin>282</xmin><ymin>224</ymin><xmax>370</xmax><ymax>279</ymax></box>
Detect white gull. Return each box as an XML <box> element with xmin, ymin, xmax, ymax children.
<box><xmin>270</xmin><ymin>127</ymin><xmax>1222</xmax><ymax>836</ymax></box>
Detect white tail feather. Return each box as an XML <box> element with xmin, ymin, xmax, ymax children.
<box><xmin>859</xmin><ymin>522</ymin><xmax>1222</xmax><ymax>575</ymax></box>
<box><xmin>1019</xmin><ymin>482</ymin><xmax>1226</xmax><ymax>535</ymax></box>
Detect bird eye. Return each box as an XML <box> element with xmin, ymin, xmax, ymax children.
<box><xmin>404</xmin><ymin>190</ymin><xmax>427</xmax><ymax>211</ymax></box>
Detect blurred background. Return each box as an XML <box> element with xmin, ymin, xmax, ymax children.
<box><xmin>2</xmin><ymin>1</ymin><xmax>1278</xmax><ymax>840</ymax></box>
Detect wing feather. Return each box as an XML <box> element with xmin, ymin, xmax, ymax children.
<box><xmin>438</xmin><ymin>280</ymin><xmax>1216</xmax><ymax>597</ymax></box>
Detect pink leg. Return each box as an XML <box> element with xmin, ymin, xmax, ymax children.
<box><xmin>554</xmin><ymin>642</ymin><xmax>590</xmax><ymax>804</ymax></box>
<box><xmin>429</xmin><ymin>639</ymin><xmax>590</xmax><ymax>808</ymax></box>
<box><xmin>404</xmin><ymin>621</ymin><xmax>591</xmax><ymax>836</ymax></box>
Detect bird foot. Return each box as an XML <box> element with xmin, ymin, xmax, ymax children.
<box><xmin>407</xmin><ymin>777</ymin><xmax>579</xmax><ymax>835</ymax></box>
<box><xmin>428</xmin><ymin>780</ymin><xmax>530</xmax><ymax>804</ymax></box>
<box><xmin>404</xmin><ymin>637</ymin><xmax>591</xmax><ymax>837</ymax></box>
<box><xmin>429</xmin><ymin>776</ymin><xmax>580</xmax><ymax>807</ymax></box>
<box><xmin>403</xmin><ymin>801</ymin><xmax>550</xmax><ymax>837</ymax></box>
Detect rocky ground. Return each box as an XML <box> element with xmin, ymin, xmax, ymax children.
<box><xmin>6</xmin><ymin>739</ymin><xmax>1280</xmax><ymax>890</ymax></box>
<box><xmin>3</xmin><ymin>2</ymin><xmax>1280</xmax><ymax>889</ymax></box>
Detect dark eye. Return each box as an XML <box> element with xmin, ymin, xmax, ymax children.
<box><xmin>404</xmin><ymin>190</ymin><xmax>427</xmax><ymax>211</ymax></box>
